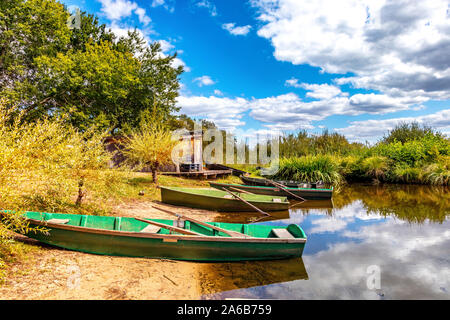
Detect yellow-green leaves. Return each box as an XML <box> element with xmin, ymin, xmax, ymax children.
<box><xmin>122</xmin><ymin>124</ymin><xmax>177</xmax><ymax>183</ymax></box>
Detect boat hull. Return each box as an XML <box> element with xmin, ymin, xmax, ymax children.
<box><xmin>210</xmin><ymin>182</ymin><xmax>333</xmax><ymax>200</ymax></box>
<box><xmin>160</xmin><ymin>187</ymin><xmax>289</xmax><ymax>212</ymax></box>
<box><xmin>18</xmin><ymin>212</ymin><xmax>306</xmax><ymax>261</ymax></box>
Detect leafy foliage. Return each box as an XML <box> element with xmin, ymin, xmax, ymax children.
<box><xmin>0</xmin><ymin>0</ymin><xmax>183</xmax><ymax>133</ymax></box>
<box><xmin>381</xmin><ymin>121</ymin><xmax>436</xmax><ymax>144</ymax></box>
<box><xmin>272</xmin><ymin>155</ymin><xmax>343</xmax><ymax>185</ymax></box>
<box><xmin>122</xmin><ymin>123</ymin><xmax>178</xmax><ymax>183</ymax></box>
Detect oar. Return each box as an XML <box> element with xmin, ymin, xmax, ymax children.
<box><xmin>266</xmin><ymin>179</ymin><xmax>306</xmax><ymax>202</ymax></box>
<box><xmin>134</xmin><ymin>217</ymin><xmax>203</xmax><ymax>236</ymax></box>
<box><xmin>151</xmin><ymin>206</ymin><xmax>252</xmax><ymax>238</ymax></box>
<box><xmin>222</xmin><ymin>188</ymin><xmax>270</xmax><ymax>216</ymax></box>
<box><xmin>227</xmin><ymin>186</ymin><xmax>253</xmax><ymax>195</ymax></box>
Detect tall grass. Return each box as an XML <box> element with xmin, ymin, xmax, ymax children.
<box><xmin>272</xmin><ymin>155</ymin><xmax>343</xmax><ymax>185</ymax></box>
<box><xmin>268</xmin><ymin>123</ymin><xmax>449</xmax><ymax>186</ymax></box>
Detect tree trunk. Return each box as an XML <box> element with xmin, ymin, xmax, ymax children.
<box><xmin>151</xmin><ymin>167</ymin><xmax>158</xmax><ymax>184</ymax></box>
<box><xmin>75</xmin><ymin>179</ymin><xmax>85</xmax><ymax>206</ymax></box>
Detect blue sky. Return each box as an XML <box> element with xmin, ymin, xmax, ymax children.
<box><xmin>62</xmin><ymin>0</ymin><xmax>450</xmax><ymax>142</ymax></box>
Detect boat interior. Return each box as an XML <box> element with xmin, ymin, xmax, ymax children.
<box><xmin>24</xmin><ymin>211</ymin><xmax>305</xmax><ymax>239</ymax></box>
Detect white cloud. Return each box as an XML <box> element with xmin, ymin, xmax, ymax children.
<box><xmin>214</xmin><ymin>89</ymin><xmax>223</xmax><ymax>96</ymax></box>
<box><xmin>152</xmin><ymin>0</ymin><xmax>165</xmax><ymax>7</ymax></box>
<box><xmin>222</xmin><ymin>23</ymin><xmax>252</xmax><ymax>36</ymax></box>
<box><xmin>157</xmin><ymin>39</ymin><xmax>175</xmax><ymax>52</ymax></box>
<box><xmin>176</xmin><ymin>86</ymin><xmax>431</xmax><ymax>132</ymax></box>
<box><xmin>285</xmin><ymin>78</ymin><xmax>302</xmax><ymax>88</ymax></box>
<box><xmin>172</xmin><ymin>57</ymin><xmax>190</xmax><ymax>71</ymax></box>
<box><xmin>108</xmin><ymin>22</ymin><xmax>150</xmax><ymax>43</ymax></box>
<box><xmin>193</xmin><ymin>75</ymin><xmax>216</xmax><ymax>86</ymax></box>
<box><xmin>335</xmin><ymin>109</ymin><xmax>450</xmax><ymax>142</ymax></box>
<box><xmin>134</xmin><ymin>7</ymin><xmax>151</xmax><ymax>25</ymax></box>
<box><xmin>301</xmin><ymin>83</ymin><xmax>347</xmax><ymax>100</ymax></box>
<box><xmin>98</xmin><ymin>0</ymin><xmax>151</xmax><ymax>26</ymax></box>
<box><xmin>195</xmin><ymin>0</ymin><xmax>217</xmax><ymax>17</ymax></box>
<box><xmin>176</xmin><ymin>95</ymin><xmax>248</xmax><ymax>130</ymax></box>
<box><xmin>252</xmin><ymin>0</ymin><xmax>450</xmax><ymax>104</ymax></box>
<box><xmin>155</xmin><ymin>39</ymin><xmax>190</xmax><ymax>71</ymax></box>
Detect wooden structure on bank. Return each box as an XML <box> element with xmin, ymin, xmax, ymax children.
<box><xmin>160</xmin><ymin>131</ymin><xmax>232</xmax><ymax>179</ymax></box>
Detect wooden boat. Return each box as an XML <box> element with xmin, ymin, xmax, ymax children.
<box><xmin>240</xmin><ymin>175</ymin><xmax>325</xmax><ymax>189</ymax></box>
<box><xmin>209</xmin><ymin>182</ymin><xmax>333</xmax><ymax>200</ymax></box>
<box><xmin>160</xmin><ymin>186</ymin><xmax>289</xmax><ymax>212</ymax></box>
<box><xmin>9</xmin><ymin>211</ymin><xmax>307</xmax><ymax>261</ymax></box>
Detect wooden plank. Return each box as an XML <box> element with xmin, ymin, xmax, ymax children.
<box><xmin>134</xmin><ymin>218</ymin><xmax>204</xmax><ymax>236</ymax></box>
<box><xmin>140</xmin><ymin>224</ymin><xmax>161</xmax><ymax>233</ymax></box>
<box><xmin>272</xmin><ymin>228</ymin><xmax>295</xmax><ymax>239</ymax></box>
<box><xmin>46</xmin><ymin>219</ymin><xmax>70</xmax><ymax>224</ymax></box>
<box><xmin>151</xmin><ymin>206</ymin><xmax>253</xmax><ymax>238</ymax></box>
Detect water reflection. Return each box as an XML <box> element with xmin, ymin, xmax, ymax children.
<box><xmin>200</xmin><ymin>258</ymin><xmax>308</xmax><ymax>299</ymax></box>
<box><xmin>202</xmin><ymin>184</ymin><xmax>450</xmax><ymax>299</ymax></box>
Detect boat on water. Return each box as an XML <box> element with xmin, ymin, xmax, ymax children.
<box><xmin>210</xmin><ymin>182</ymin><xmax>333</xmax><ymax>200</ymax></box>
<box><xmin>7</xmin><ymin>211</ymin><xmax>306</xmax><ymax>261</ymax></box>
<box><xmin>160</xmin><ymin>186</ymin><xmax>289</xmax><ymax>212</ymax></box>
<box><xmin>240</xmin><ymin>175</ymin><xmax>325</xmax><ymax>189</ymax></box>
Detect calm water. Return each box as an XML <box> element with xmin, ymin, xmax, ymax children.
<box><xmin>201</xmin><ymin>184</ymin><xmax>450</xmax><ymax>300</ymax></box>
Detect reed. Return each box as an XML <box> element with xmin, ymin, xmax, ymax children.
<box><xmin>272</xmin><ymin>155</ymin><xmax>343</xmax><ymax>185</ymax></box>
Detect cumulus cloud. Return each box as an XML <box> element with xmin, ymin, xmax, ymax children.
<box><xmin>108</xmin><ymin>21</ymin><xmax>150</xmax><ymax>42</ymax></box>
<box><xmin>335</xmin><ymin>109</ymin><xmax>450</xmax><ymax>142</ymax></box>
<box><xmin>252</xmin><ymin>0</ymin><xmax>450</xmax><ymax>100</ymax></box>
<box><xmin>176</xmin><ymin>86</ymin><xmax>431</xmax><ymax>132</ymax></box>
<box><xmin>152</xmin><ymin>0</ymin><xmax>165</xmax><ymax>7</ymax></box>
<box><xmin>193</xmin><ymin>75</ymin><xmax>216</xmax><ymax>86</ymax></box>
<box><xmin>195</xmin><ymin>0</ymin><xmax>217</xmax><ymax>17</ymax></box>
<box><xmin>176</xmin><ymin>95</ymin><xmax>249</xmax><ymax>130</ymax></box>
<box><xmin>98</xmin><ymin>0</ymin><xmax>151</xmax><ymax>26</ymax></box>
<box><xmin>222</xmin><ymin>23</ymin><xmax>252</xmax><ymax>36</ymax></box>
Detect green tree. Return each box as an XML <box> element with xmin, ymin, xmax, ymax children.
<box><xmin>1</xmin><ymin>0</ymin><xmax>183</xmax><ymax>132</ymax></box>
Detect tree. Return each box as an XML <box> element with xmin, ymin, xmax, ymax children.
<box><xmin>122</xmin><ymin>123</ymin><xmax>178</xmax><ymax>183</ymax></box>
<box><xmin>382</xmin><ymin>122</ymin><xmax>436</xmax><ymax>144</ymax></box>
<box><xmin>1</xmin><ymin>0</ymin><xmax>183</xmax><ymax>133</ymax></box>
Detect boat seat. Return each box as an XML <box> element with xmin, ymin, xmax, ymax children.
<box><xmin>272</xmin><ymin>228</ymin><xmax>295</xmax><ymax>239</ymax></box>
<box><xmin>140</xmin><ymin>225</ymin><xmax>161</xmax><ymax>233</ymax></box>
<box><xmin>272</xmin><ymin>198</ymin><xmax>282</xmax><ymax>202</ymax></box>
<box><xmin>223</xmin><ymin>195</ymin><xmax>234</xmax><ymax>199</ymax></box>
<box><xmin>46</xmin><ymin>219</ymin><xmax>70</xmax><ymax>224</ymax></box>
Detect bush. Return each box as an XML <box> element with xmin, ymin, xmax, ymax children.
<box><xmin>0</xmin><ymin>99</ymin><xmax>112</xmax><ymax>277</ymax></box>
<box><xmin>382</xmin><ymin>122</ymin><xmax>435</xmax><ymax>144</ymax></box>
<box><xmin>361</xmin><ymin>156</ymin><xmax>389</xmax><ymax>182</ymax></box>
<box><xmin>272</xmin><ymin>155</ymin><xmax>343</xmax><ymax>185</ymax></box>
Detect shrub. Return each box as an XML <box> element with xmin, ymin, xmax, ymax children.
<box><xmin>0</xmin><ymin>99</ymin><xmax>112</xmax><ymax>278</ymax></box>
<box><xmin>361</xmin><ymin>156</ymin><xmax>389</xmax><ymax>182</ymax></box>
<box><xmin>272</xmin><ymin>155</ymin><xmax>343</xmax><ymax>185</ymax></box>
<box><xmin>122</xmin><ymin>123</ymin><xmax>178</xmax><ymax>183</ymax></box>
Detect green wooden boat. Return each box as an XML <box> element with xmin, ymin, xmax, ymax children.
<box><xmin>240</xmin><ymin>175</ymin><xmax>325</xmax><ymax>189</ymax></box>
<box><xmin>160</xmin><ymin>186</ymin><xmax>289</xmax><ymax>212</ymax></box>
<box><xmin>10</xmin><ymin>211</ymin><xmax>307</xmax><ymax>261</ymax></box>
<box><xmin>209</xmin><ymin>182</ymin><xmax>333</xmax><ymax>200</ymax></box>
